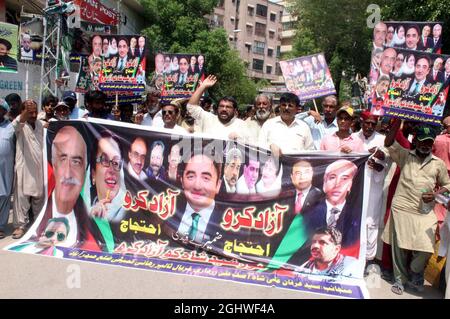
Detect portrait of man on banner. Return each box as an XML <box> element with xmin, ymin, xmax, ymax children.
<box><xmin>0</xmin><ymin>22</ymin><xmax>19</xmax><ymax>73</ymax></box>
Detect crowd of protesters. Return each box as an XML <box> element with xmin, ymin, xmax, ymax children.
<box><xmin>1</xmin><ymin>73</ymin><xmax>450</xmax><ymax>298</ymax></box>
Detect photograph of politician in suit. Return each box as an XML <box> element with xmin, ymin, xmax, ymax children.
<box><xmin>166</xmin><ymin>152</ymin><xmax>224</xmax><ymax>246</ymax></box>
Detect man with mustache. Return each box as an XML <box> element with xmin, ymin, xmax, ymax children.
<box><xmin>246</xmin><ymin>94</ymin><xmax>274</xmax><ymax>146</ymax></box>
<box><xmin>259</xmin><ymin>92</ymin><xmax>314</xmax><ymax>156</ymax></box>
<box><xmin>221</xmin><ymin>147</ymin><xmax>243</xmax><ymax>194</ymax></box>
<box><xmin>135</xmin><ymin>88</ymin><xmax>164</xmax><ymax>127</ymax></box>
<box><xmin>297</xmin><ymin>227</ymin><xmax>358</xmax><ymax>276</ymax></box>
<box><xmin>187</xmin><ymin>75</ymin><xmax>249</xmax><ymax>142</ymax></box>
<box><xmin>382</xmin><ymin>119</ymin><xmax>450</xmax><ymax>295</ymax></box>
<box><xmin>354</xmin><ymin>111</ymin><xmax>387</xmax><ymax>268</ymax></box>
<box><xmin>236</xmin><ymin>156</ymin><xmax>260</xmax><ymax>195</ymax></box>
<box><xmin>171</xmin><ymin>153</ymin><xmax>223</xmax><ymax>245</ymax></box>
<box><xmin>146</xmin><ymin>140</ymin><xmax>166</xmax><ymax>181</ymax></box>
<box><xmin>32</xmin><ymin>126</ymin><xmax>102</xmax><ymax>250</ymax></box>
<box><xmin>12</xmin><ymin>100</ymin><xmax>44</xmax><ymax>239</ymax></box>
<box><xmin>127</xmin><ymin>137</ymin><xmax>147</xmax><ymax>181</ymax></box>
<box><xmin>296</xmin><ymin>95</ymin><xmax>339</xmax><ymax>149</ymax></box>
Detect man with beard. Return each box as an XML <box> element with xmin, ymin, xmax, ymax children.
<box><xmin>187</xmin><ymin>75</ymin><xmax>249</xmax><ymax>141</ymax></box>
<box><xmin>382</xmin><ymin>119</ymin><xmax>450</xmax><ymax>295</ymax></box>
<box><xmin>246</xmin><ymin>94</ymin><xmax>273</xmax><ymax>146</ymax></box>
<box><xmin>259</xmin><ymin>93</ymin><xmax>314</xmax><ymax>156</ymax></box>
<box><xmin>297</xmin><ymin>227</ymin><xmax>358</xmax><ymax>277</ymax></box>
<box><xmin>11</xmin><ymin>100</ymin><xmax>44</xmax><ymax>239</ymax></box>
<box><xmin>221</xmin><ymin>147</ymin><xmax>243</xmax><ymax>194</ymax></box>
<box><xmin>145</xmin><ymin>141</ymin><xmax>166</xmax><ymax>181</ymax></box>
<box><xmin>84</xmin><ymin>90</ymin><xmax>113</xmax><ymax>120</ymax></box>
<box><xmin>355</xmin><ymin>111</ymin><xmax>387</xmax><ymax>268</ymax></box>
<box><xmin>296</xmin><ymin>95</ymin><xmax>339</xmax><ymax>149</ymax></box>
<box><xmin>136</xmin><ymin>88</ymin><xmax>164</xmax><ymax>127</ymax></box>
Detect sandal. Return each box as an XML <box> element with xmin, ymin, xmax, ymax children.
<box><xmin>0</xmin><ymin>230</ymin><xmax>5</xmax><ymax>239</ymax></box>
<box><xmin>391</xmin><ymin>282</ymin><xmax>404</xmax><ymax>295</ymax></box>
<box><xmin>12</xmin><ymin>228</ymin><xmax>25</xmax><ymax>239</ymax></box>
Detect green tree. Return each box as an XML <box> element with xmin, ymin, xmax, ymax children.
<box><xmin>140</xmin><ymin>0</ymin><xmax>257</xmax><ymax>105</ymax></box>
<box><xmin>290</xmin><ymin>0</ymin><xmax>373</xmax><ymax>96</ymax></box>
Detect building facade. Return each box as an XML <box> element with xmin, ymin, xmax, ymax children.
<box><xmin>210</xmin><ymin>0</ymin><xmax>284</xmax><ymax>81</ymax></box>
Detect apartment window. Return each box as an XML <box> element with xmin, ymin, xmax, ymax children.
<box><xmin>218</xmin><ymin>0</ymin><xmax>224</xmax><ymax>7</ymax></box>
<box><xmin>276</xmin><ymin>46</ymin><xmax>281</xmax><ymax>58</ymax></box>
<box><xmin>245</xmin><ymin>42</ymin><xmax>251</xmax><ymax>53</ymax></box>
<box><xmin>282</xmin><ymin>21</ymin><xmax>295</xmax><ymax>31</ymax></box>
<box><xmin>270</xmin><ymin>13</ymin><xmax>276</xmax><ymax>22</ymax></box>
<box><xmin>253</xmin><ymin>58</ymin><xmax>264</xmax><ymax>71</ymax></box>
<box><xmin>255</xmin><ymin>22</ymin><xmax>266</xmax><ymax>37</ymax></box>
<box><xmin>246</xmin><ymin>24</ymin><xmax>253</xmax><ymax>36</ymax></box>
<box><xmin>267</xmin><ymin>48</ymin><xmax>273</xmax><ymax>57</ymax></box>
<box><xmin>253</xmin><ymin>41</ymin><xmax>265</xmax><ymax>55</ymax></box>
<box><xmin>266</xmin><ymin>65</ymin><xmax>272</xmax><ymax>74</ymax></box>
<box><xmin>276</xmin><ymin>62</ymin><xmax>282</xmax><ymax>75</ymax></box>
<box><xmin>256</xmin><ymin>4</ymin><xmax>267</xmax><ymax>17</ymax></box>
<box><xmin>269</xmin><ymin>30</ymin><xmax>275</xmax><ymax>39</ymax></box>
<box><xmin>247</xmin><ymin>6</ymin><xmax>254</xmax><ymax>16</ymax></box>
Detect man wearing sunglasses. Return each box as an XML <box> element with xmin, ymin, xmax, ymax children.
<box><xmin>10</xmin><ymin>217</ymin><xmax>69</xmax><ymax>257</ymax></box>
<box><xmin>161</xmin><ymin>101</ymin><xmax>187</xmax><ymax>134</ymax></box>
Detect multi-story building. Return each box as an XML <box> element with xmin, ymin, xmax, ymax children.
<box><xmin>210</xmin><ymin>0</ymin><xmax>284</xmax><ymax>81</ymax></box>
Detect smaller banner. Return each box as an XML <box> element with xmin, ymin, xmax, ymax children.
<box><xmin>0</xmin><ymin>22</ymin><xmax>19</xmax><ymax>73</ymax></box>
<box><xmin>375</xmin><ymin>21</ymin><xmax>444</xmax><ymax>54</ymax></box>
<box><xmin>280</xmin><ymin>53</ymin><xmax>336</xmax><ymax>101</ymax></box>
<box><xmin>159</xmin><ymin>53</ymin><xmax>206</xmax><ymax>102</ymax></box>
<box><xmin>19</xmin><ymin>13</ymin><xmax>44</xmax><ymax>62</ymax></box>
<box><xmin>368</xmin><ymin>47</ymin><xmax>450</xmax><ymax>125</ymax></box>
<box><xmin>99</xmin><ymin>35</ymin><xmax>147</xmax><ymax>93</ymax></box>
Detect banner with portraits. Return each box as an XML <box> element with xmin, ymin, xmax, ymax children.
<box><xmin>373</xmin><ymin>21</ymin><xmax>444</xmax><ymax>54</ymax></box>
<box><xmin>280</xmin><ymin>53</ymin><xmax>336</xmax><ymax>101</ymax></box>
<box><xmin>19</xmin><ymin>13</ymin><xmax>44</xmax><ymax>62</ymax></box>
<box><xmin>0</xmin><ymin>22</ymin><xmax>19</xmax><ymax>73</ymax></box>
<box><xmin>368</xmin><ymin>46</ymin><xmax>450</xmax><ymax>125</ymax></box>
<box><xmin>6</xmin><ymin>119</ymin><xmax>370</xmax><ymax>299</ymax></box>
<box><xmin>74</xmin><ymin>34</ymin><xmax>147</xmax><ymax>94</ymax></box>
<box><xmin>158</xmin><ymin>53</ymin><xmax>206</xmax><ymax>102</ymax></box>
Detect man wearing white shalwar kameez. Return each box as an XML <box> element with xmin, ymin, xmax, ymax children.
<box><xmin>11</xmin><ymin>100</ymin><xmax>45</xmax><ymax>239</ymax></box>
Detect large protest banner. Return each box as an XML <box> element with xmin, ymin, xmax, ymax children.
<box><xmin>373</xmin><ymin>21</ymin><xmax>444</xmax><ymax>54</ymax></box>
<box><xmin>158</xmin><ymin>53</ymin><xmax>206</xmax><ymax>102</ymax></box>
<box><xmin>0</xmin><ymin>22</ymin><xmax>19</xmax><ymax>73</ymax></box>
<box><xmin>280</xmin><ymin>53</ymin><xmax>336</xmax><ymax>101</ymax></box>
<box><xmin>6</xmin><ymin>120</ymin><xmax>370</xmax><ymax>298</ymax></box>
<box><xmin>368</xmin><ymin>46</ymin><xmax>450</xmax><ymax>125</ymax></box>
<box><xmin>19</xmin><ymin>13</ymin><xmax>44</xmax><ymax>62</ymax></box>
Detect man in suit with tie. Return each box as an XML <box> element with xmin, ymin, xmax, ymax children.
<box><xmin>405</xmin><ymin>55</ymin><xmax>432</xmax><ymax>104</ymax></box>
<box><xmin>291</xmin><ymin>160</ymin><xmax>323</xmax><ymax>215</ymax></box>
<box><xmin>236</xmin><ymin>156</ymin><xmax>260</xmax><ymax>195</ymax></box>
<box><xmin>115</xmin><ymin>38</ymin><xmax>129</xmax><ymax>73</ymax></box>
<box><xmin>302</xmin><ymin>58</ymin><xmax>315</xmax><ymax>83</ymax></box>
<box><xmin>432</xmin><ymin>24</ymin><xmax>443</xmax><ymax>53</ymax></box>
<box><xmin>137</xmin><ymin>36</ymin><xmax>146</xmax><ymax>59</ymax></box>
<box><xmin>427</xmin><ymin>57</ymin><xmax>445</xmax><ymax>84</ymax></box>
<box><xmin>173</xmin><ymin>153</ymin><xmax>223</xmax><ymax>246</ymax></box>
<box><xmin>420</xmin><ymin>25</ymin><xmax>433</xmax><ymax>51</ymax></box>
<box><xmin>303</xmin><ymin>159</ymin><xmax>360</xmax><ymax>256</ymax></box>
<box><xmin>444</xmin><ymin>58</ymin><xmax>450</xmax><ymax>85</ymax></box>
<box><xmin>175</xmin><ymin>56</ymin><xmax>190</xmax><ymax>87</ymax></box>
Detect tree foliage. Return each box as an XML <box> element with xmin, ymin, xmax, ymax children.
<box><xmin>139</xmin><ymin>0</ymin><xmax>257</xmax><ymax>105</ymax></box>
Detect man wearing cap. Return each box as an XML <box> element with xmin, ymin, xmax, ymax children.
<box><xmin>320</xmin><ymin>104</ymin><xmax>364</xmax><ymax>153</ymax></box>
<box><xmin>382</xmin><ymin>118</ymin><xmax>450</xmax><ymax>295</ymax></box>
<box><xmin>355</xmin><ymin>111</ymin><xmax>387</xmax><ymax>267</ymax></box>
<box><xmin>52</xmin><ymin>101</ymin><xmax>70</xmax><ymax>121</ymax></box>
<box><xmin>0</xmin><ymin>38</ymin><xmax>18</xmax><ymax>71</ymax></box>
<box><xmin>62</xmin><ymin>91</ymin><xmax>87</xmax><ymax>119</ymax></box>
<box><xmin>0</xmin><ymin>99</ymin><xmax>15</xmax><ymax>239</ymax></box>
